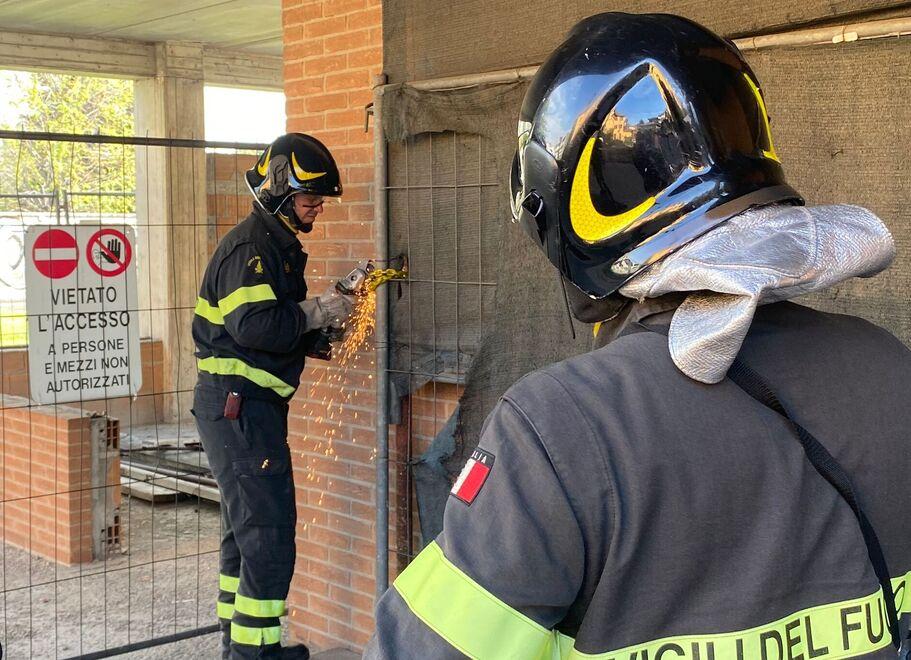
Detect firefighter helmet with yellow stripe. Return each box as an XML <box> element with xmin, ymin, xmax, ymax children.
<box><xmin>510</xmin><ymin>13</ymin><xmax>803</xmax><ymax>300</ymax></box>
<box><xmin>245</xmin><ymin>133</ymin><xmax>342</xmax><ymax>230</ymax></box>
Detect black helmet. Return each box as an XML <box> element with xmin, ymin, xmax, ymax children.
<box><xmin>511</xmin><ymin>13</ymin><xmax>803</xmax><ymax>299</ymax></box>
<box><xmin>246</xmin><ymin>133</ymin><xmax>342</xmax><ymax>230</ymax></box>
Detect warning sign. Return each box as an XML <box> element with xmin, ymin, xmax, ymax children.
<box><xmin>86</xmin><ymin>228</ymin><xmax>132</xmax><ymax>277</ymax></box>
<box><xmin>25</xmin><ymin>225</ymin><xmax>142</xmax><ymax>405</ymax></box>
<box><xmin>32</xmin><ymin>229</ymin><xmax>79</xmax><ymax>279</ymax></box>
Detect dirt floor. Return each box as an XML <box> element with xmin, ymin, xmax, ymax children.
<box><xmin>0</xmin><ymin>494</ymin><xmax>223</xmax><ymax>659</ymax></box>
<box><xmin>0</xmin><ymin>490</ymin><xmax>356</xmax><ymax>658</ymax></box>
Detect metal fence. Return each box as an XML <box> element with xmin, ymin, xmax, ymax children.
<box><xmin>0</xmin><ymin>129</ymin><xmax>264</xmax><ymax>658</ymax></box>
<box><xmin>384</xmin><ymin>130</ymin><xmax>499</xmax><ymax>572</ymax></box>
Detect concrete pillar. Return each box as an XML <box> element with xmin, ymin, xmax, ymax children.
<box><xmin>134</xmin><ymin>43</ymin><xmax>211</xmax><ymax>422</ymax></box>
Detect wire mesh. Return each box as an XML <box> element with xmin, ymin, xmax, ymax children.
<box><xmin>385</xmin><ymin>131</ymin><xmax>499</xmax><ymax>571</ymax></box>
<box><xmin>0</xmin><ymin>129</ymin><xmax>263</xmax><ymax>658</ymax></box>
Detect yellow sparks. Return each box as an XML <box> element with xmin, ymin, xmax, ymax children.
<box><xmin>295</xmin><ymin>266</ymin><xmax>407</xmax><ymax>534</ymax></box>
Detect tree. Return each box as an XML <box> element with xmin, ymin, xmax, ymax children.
<box><xmin>0</xmin><ymin>72</ymin><xmax>135</xmax><ymax>215</ymax></box>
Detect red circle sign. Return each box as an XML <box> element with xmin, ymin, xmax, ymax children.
<box><xmin>86</xmin><ymin>228</ymin><xmax>132</xmax><ymax>277</ymax></box>
<box><xmin>32</xmin><ymin>229</ymin><xmax>78</xmax><ymax>279</ymax></box>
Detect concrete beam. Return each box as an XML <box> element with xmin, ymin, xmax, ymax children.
<box><xmin>0</xmin><ymin>29</ymin><xmax>155</xmax><ymax>78</ymax></box>
<box><xmin>0</xmin><ymin>29</ymin><xmax>282</xmax><ymax>90</ymax></box>
<box><xmin>204</xmin><ymin>47</ymin><xmax>283</xmax><ymax>90</ymax></box>
<box><xmin>135</xmin><ymin>42</ymin><xmax>211</xmax><ymax>423</ymax></box>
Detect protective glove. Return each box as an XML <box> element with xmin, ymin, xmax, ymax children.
<box><xmin>299</xmin><ymin>285</ymin><xmax>356</xmax><ymax>333</ymax></box>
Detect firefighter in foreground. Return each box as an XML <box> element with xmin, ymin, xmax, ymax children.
<box><xmin>366</xmin><ymin>13</ymin><xmax>911</xmax><ymax>659</ymax></box>
<box><xmin>193</xmin><ymin>133</ymin><xmax>356</xmax><ymax>660</ymax></box>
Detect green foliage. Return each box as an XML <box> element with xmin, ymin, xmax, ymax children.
<box><xmin>0</xmin><ymin>302</ymin><xmax>27</xmax><ymax>347</ymax></box>
<box><xmin>0</xmin><ymin>72</ymin><xmax>135</xmax><ymax>215</ymax></box>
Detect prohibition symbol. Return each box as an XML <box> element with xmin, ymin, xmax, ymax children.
<box><xmin>32</xmin><ymin>229</ymin><xmax>78</xmax><ymax>279</ymax></box>
<box><xmin>86</xmin><ymin>228</ymin><xmax>132</xmax><ymax>277</ymax></box>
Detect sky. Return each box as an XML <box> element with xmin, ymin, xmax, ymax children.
<box><xmin>0</xmin><ymin>70</ymin><xmax>286</xmax><ymax>142</ymax></box>
<box><xmin>204</xmin><ymin>85</ymin><xmax>286</xmax><ymax>144</ymax></box>
<box><xmin>0</xmin><ymin>71</ymin><xmax>29</xmax><ymax>129</ymax></box>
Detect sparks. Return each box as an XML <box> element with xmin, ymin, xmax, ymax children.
<box><xmin>296</xmin><ymin>265</ymin><xmax>407</xmax><ymax>535</ymax></box>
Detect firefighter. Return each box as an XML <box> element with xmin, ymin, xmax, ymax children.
<box><xmin>366</xmin><ymin>13</ymin><xmax>911</xmax><ymax>659</ymax></box>
<box><xmin>192</xmin><ymin>133</ymin><xmax>356</xmax><ymax>660</ymax></box>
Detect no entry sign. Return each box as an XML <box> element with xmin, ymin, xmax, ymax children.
<box><xmin>32</xmin><ymin>229</ymin><xmax>78</xmax><ymax>279</ymax></box>
<box><xmin>25</xmin><ymin>225</ymin><xmax>142</xmax><ymax>405</ymax></box>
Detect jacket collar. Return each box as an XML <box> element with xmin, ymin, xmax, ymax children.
<box><xmin>593</xmin><ymin>293</ymin><xmax>685</xmax><ymax>348</ymax></box>
<box><xmin>253</xmin><ymin>204</ymin><xmax>300</xmax><ymax>250</ymax></box>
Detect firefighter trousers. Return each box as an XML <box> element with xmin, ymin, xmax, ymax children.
<box><xmin>192</xmin><ymin>385</ymin><xmax>298</xmax><ymax>660</ymax></box>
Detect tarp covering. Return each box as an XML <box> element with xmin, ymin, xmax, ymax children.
<box><xmin>383</xmin><ymin>81</ymin><xmax>591</xmax><ymax>475</ymax></box>
<box><xmin>383</xmin><ymin>0</ymin><xmax>911</xmax><ymax>83</ymax></box>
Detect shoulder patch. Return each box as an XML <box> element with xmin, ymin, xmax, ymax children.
<box><xmin>247</xmin><ymin>255</ymin><xmax>264</xmax><ymax>275</ymax></box>
<box><xmin>450</xmin><ymin>448</ymin><xmax>495</xmax><ymax>505</ymax></box>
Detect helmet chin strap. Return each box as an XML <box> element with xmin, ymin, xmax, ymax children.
<box><xmin>276</xmin><ymin>198</ymin><xmax>304</xmax><ymax>234</ymax></box>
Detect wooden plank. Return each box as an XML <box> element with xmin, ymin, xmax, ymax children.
<box><xmin>121</xmin><ymin>463</ymin><xmax>221</xmax><ymax>503</ymax></box>
<box><xmin>122</xmin><ymin>476</ymin><xmax>185</xmax><ymax>503</ymax></box>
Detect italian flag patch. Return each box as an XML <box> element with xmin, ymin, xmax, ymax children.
<box><xmin>450</xmin><ymin>448</ymin><xmax>495</xmax><ymax>505</ymax></box>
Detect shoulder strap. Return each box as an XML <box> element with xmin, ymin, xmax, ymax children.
<box><xmin>727</xmin><ymin>357</ymin><xmax>906</xmax><ymax>654</ymax></box>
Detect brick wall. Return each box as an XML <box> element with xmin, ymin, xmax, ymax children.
<box><xmin>282</xmin><ymin>0</ymin><xmax>383</xmax><ymax>651</ymax></box>
<box><xmin>0</xmin><ymin>399</ymin><xmax>120</xmax><ymax>565</ymax></box>
<box><xmin>0</xmin><ymin>339</ymin><xmax>164</xmax><ymax>427</ymax></box>
<box><xmin>207</xmin><ymin>152</ymin><xmax>259</xmax><ymax>243</ymax></box>
<box><xmin>391</xmin><ymin>383</ymin><xmax>462</xmax><ymax>573</ymax></box>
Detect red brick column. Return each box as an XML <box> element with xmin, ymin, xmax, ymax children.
<box><xmin>0</xmin><ymin>399</ymin><xmax>120</xmax><ymax>565</ymax></box>
<box><xmin>282</xmin><ymin>0</ymin><xmax>383</xmax><ymax>651</ymax></box>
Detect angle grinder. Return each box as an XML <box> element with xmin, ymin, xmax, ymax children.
<box><xmin>306</xmin><ymin>260</ymin><xmax>375</xmax><ymax>361</ymax></box>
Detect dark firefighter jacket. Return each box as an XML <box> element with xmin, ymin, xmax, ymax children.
<box><xmin>193</xmin><ymin>205</ymin><xmax>317</xmax><ymax>401</ymax></box>
<box><xmin>365</xmin><ymin>300</ymin><xmax>911</xmax><ymax>660</ymax></box>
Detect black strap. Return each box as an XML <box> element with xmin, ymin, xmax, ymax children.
<box><xmin>727</xmin><ymin>357</ymin><xmax>906</xmax><ymax>654</ymax></box>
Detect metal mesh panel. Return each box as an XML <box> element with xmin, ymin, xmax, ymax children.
<box><xmin>386</xmin><ymin>131</ymin><xmax>499</xmax><ymax>563</ymax></box>
<box><xmin>0</xmin><ymin>129</ymin><xmax>264</xmax><ymax>658</ymax></box>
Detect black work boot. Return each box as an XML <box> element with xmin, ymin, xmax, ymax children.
<box><xmin>280</xmin><ymin>644</ymin><xmax>310</xmax><ymax>659</ymax></box>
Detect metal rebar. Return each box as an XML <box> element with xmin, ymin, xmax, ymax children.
<box><xmin>383</xmin><ymin>183</ymin><xmax>498</xmax><ymax>191</ymax></box>
<box><xmin>62</xmin><ymin>623</ymin><xmax>220</xmax><ymax>660</ymax></box>
<box><xmin>0</xmin><ymin>129</ymin><xmax>266</xmax><ymax>151</ymax></box>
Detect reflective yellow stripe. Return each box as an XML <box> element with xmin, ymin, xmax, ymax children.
<box><xmin>231</xmin><ymin>623</ymin><xmax>282</xmax><ymax>646</ymax></box>
<box><xmin>396</xmin><ymin>542</ymin><xmax>910</xmax><ymax>660</ymax></box>
<box><xmin>194</xmin><ymin>285</ymin><xmax>277</xmax><ymax>325</ymax></box>
<box><xmin>895</xmin><ymin>571</ymin><xmax>911</xmax><ymax>615</ymax></box>
<box><xmin>197</xmin><ymin>356</ymin><xmax>295</xmax><ymax>398</ymax></box>
<box><xmin>217</xmin><ymin>601</ymin><xmax>234</xmax><ymax>620</ymax></box>
<box><xmin>393</xmin><ymin>541</ymin><xmax>553</xmax><ymax>660</ymax></box>
<box><xmin>220</xmin><ymin>574</ymin><xmax>240</xmax><ymax>593</ymax></box>
<box><xmin>219</xmin><ymin>284</ymin><xmax>276</xmax><ymax>316</ymax></box>
<box><xmin>560</xmin><ymin>577</ymin><xmax>911</xmax><ymax>660</ymax></box>
<box><xmin>235</xmin><ymin>593</ymin><xmax>285</xmax><ymax>618</ymax></box>
<box><xmin>743</xmin><ymin>73</ymin><xmax>781</xmax><ymax>163</ymax></box>
<box><xmin>570</xmin><ymin>133</ymin><xmax>656</xmax><ymax>243</ymax></box>
<box><xmin>195</xmin><ymin>297</ymin><xmax>224</xmax><ymax>325</ymax></box>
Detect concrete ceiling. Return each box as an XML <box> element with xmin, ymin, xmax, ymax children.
<box><xmin>0</xmin><ymin>0</ymin><xmax>283</xmax><ymax>55</ymax></box>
